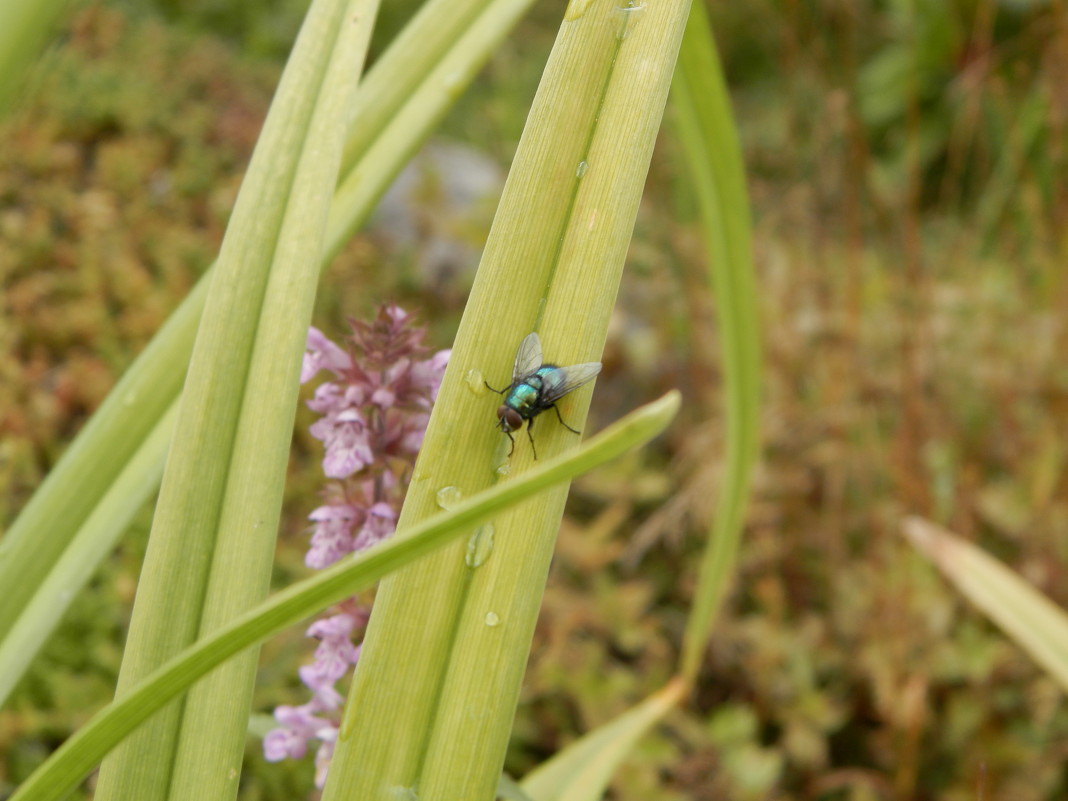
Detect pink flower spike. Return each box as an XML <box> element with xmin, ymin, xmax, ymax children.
<box><xmin>314</xmin><ymin>730</ymin><xmax>338</xmax><ymax>788</ymax></box>
<box><xmin>264</xmin><ymin>703</ymin><xmax>329</xmax><ymax>761</ymax></box>
<box><xmin>302</xmin><ymin>328</ymin><xmax>353</xmax><ymax>383</ymax></box>
<box><xmin>263</xmin><ymin>727</ymin><xmax>305</xmax><ymax>762</ymax></box>
<box><xmin>300</xmin><ymin>611</ymin><xmax>364</xmax><ymax>686</ymax></box>
<box><xmin>384</xmin><ymin>304</ymin><xmax>410</xmax><ymax>325</ymax></box>
<box><xmin>411</xmin><ymin>349</ymin><xmax>450</xmax><ymax>401</ymax></box>
<box><xmin>306</xmin><ymin>382</ymin><xmax>342</xmax><ymax>415</ymax></box>
<box><xmin>308</xmin><ymin>681</ymin><xmax>345</xmax><ymax>713</ymax></box>
<box><xmin>267</xmin><ymin>305</ymin><xmax>449</xmax><ymax>783</ymax></box>
<box><xmin>306</xmin><ymin>505</ymin><xmax>360</xmax><ymax>569</ymax></box>
<box><xmin>371</xmin><ymin>386</ymin><xmax>396</xmax><ymax>409</ymax></box>
<box><xmin>310</xmin><ymin>413</ymin><xmax>374</xmax><ymax>479</ymax></box>
<box><xmin>341</xmin><ymin>382</ymin><xmax>368</xmax><ymax>408</ymax></box>
<box><xmin>400</xmin><ymin>414</ymin><xmax>430</xmax><ymax>454</ymax></box>
<box><xmin>313</xmin><ymin>637</ymin><xmax>360</xmax><ymax>683</ymax></box>
<box><xmin>306</xmin><ymin>611</ymin><xmax>358</xmax><ymax>640</ymax></box>
<box><xmin>352</xmin><ymin>502</ymin><xmax>397</xmax><ymax>552</ymax></box>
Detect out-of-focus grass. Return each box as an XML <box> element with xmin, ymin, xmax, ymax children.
<box><xmin>3</xmin><ymin>2</ymin><xmax>1068</xmax><ymax>800</ymax></box>
<box><xmin>0</xmin><ymin>7</ymin><xmax>276</xmax><ymax>518</ymax></box>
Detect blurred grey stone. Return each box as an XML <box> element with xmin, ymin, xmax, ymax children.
<box><xmin>371</xmin><ymin>140</ymin><xmax>503</xmax><ymax>296</ymax></box>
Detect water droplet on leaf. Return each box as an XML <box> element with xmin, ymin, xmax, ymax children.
<box><xmin>465</xmin><ymin>368</ymin><xmax>485</xmax><ymax>394</ymax></box>
<box><xmin>435</xmin><ymin>486</ymin><xmax>463</xmax><ymax>510</ymax></box>
<box><xmin>465</xmin><ymin>523</ymin><xmax>495</xmax><ymax>568</ymax></box>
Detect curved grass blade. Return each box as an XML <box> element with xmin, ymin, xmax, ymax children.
<box><xmin>670</xmin><ymin>0</ymin><xmax>761</xmax><ymax>682</ymax></box>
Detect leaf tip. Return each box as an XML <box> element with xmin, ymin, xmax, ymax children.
<box><xmin>901</xmin><ymin>516</ymin><xmax>956</xmax><ymax>571</ymax></box>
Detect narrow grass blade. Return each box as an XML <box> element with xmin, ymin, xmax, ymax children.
<box><xmin>7</xmin><ymin>392</ymin><xmax>679</xmax><ymax>801</ymax></box>
<box><xmin>322</xmin><ymin>2</ymin><xmax>693</xmax><ymax>800</ymax></box>
<box><xmin>670</xmin><ymin>0</ymin><xmax>761</xmax><ymax>682</ymax></box>
<box><xmin>520</xmin><ymin>679</ymin><xmax>688</xmax><ymax>801</ymax></box>
<box><xmin>903</xmin><ymin>516</ymin><xmax>1068</xmax><ymax>693</ymax></box>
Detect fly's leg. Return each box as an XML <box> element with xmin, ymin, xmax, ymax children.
<box><xmin>526</xmin><ymin>417</ymin><xmax>538</xmax><ymax>460</ymax></box>
<box><xmin>485</xmin><ymin>381</ymin><xmax>505</xmax><ymax>394</ymax></box>
<box><xmin>504</xmin><ymin>429</ymin><xmax>516</xmax><ymax>456</ymax></box>
<box><xmin>550</xmin><ymin>403</ymin><xmax>582</xmax><ymax>435</ymax></box>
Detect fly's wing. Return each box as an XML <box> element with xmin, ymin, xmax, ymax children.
<box><xmin>539</xmin><ymin>361</ymin><xmax>602</xmax><ymax>404</ymax></box>
<box><xmin>512</xmin><ymin>332</ymin><xmax>543</xmax><ymax>382</ymax></box>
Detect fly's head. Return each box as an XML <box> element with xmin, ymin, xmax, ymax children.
<box><xmin>497</xmin><ymin>405</ymin><xmax>523</xmax><ymax>434</ymax></box>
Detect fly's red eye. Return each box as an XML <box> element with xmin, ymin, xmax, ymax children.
<box><xmin>497</xmin><ymin>406</ymin><xmax>523</xmax><ymax>432</ymax></box>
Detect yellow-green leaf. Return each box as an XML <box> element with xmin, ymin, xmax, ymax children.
<box><xmin>521</xmin><ymin>679</ymin><xmax>688</xmax><ymax>801</ymax></box>
<box><xmin>903</xmin><ymin>516</ymin><xmax>1068</xmax><ymax>692</ymax></box>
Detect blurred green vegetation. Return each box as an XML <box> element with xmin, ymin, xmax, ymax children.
<box><xmin>2</xmin><ymin>1</ymin><xmax>1068</xmax><ymax>799</ymax></box>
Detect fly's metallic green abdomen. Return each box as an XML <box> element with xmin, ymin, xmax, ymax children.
<box><xmin>486</xmin><ymin>333</ymin><xmax>602</xmax><ymax>459</ymax></box>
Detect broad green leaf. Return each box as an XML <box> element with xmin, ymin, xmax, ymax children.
<box><xmin>8</xmin><ymin>392</ymin><xmax>679</xmax><ymax>801</ymax></box>
<box><xmin>903</xmin><ymin>516</ymin><xmax>1068</xmax><ymax>693</ymax></box>
<box><xmin>322</xmin><ymin>2</ymin><xmax>694</xmax><ymax>800</ymax></box>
